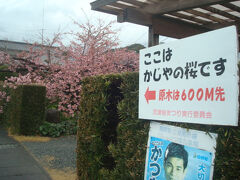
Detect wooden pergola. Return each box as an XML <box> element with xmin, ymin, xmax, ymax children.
<box><xmin>91</xmin><ymin>0</ymin><xmax>240</xmax><ymax>47</ymax></box>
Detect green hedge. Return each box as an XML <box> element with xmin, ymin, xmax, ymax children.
<box><xmin>77</xmin><ymin>74</ymin><xmax>123</xmax><ymax>179</ymax></box>
<box><xmin>77</xmin><ymin>72</ymin><xmax>240</xmax><ymax>180</ymax></box>
<box><xmin>7</xmin><ymin>84</ymin><xmax>46</xmax><ymax>135</ymax></box>
<box><xmin>101</xmin><ymin>72</ymin><xmax>149</xmax><ymax>179</ymax></box>
<box><xmin>0</xmin><ymin>64</ymin><xmax>18</xmax><ymax>81</ymax></box>
<box><xmin>0</xmin><ymin>71</ymin><xmax>18</xmax><ymax>81</ymax></box>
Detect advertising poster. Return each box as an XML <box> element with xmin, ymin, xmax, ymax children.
<box><xmin>145</xmin><ymin>122</ymin><xmax>218</xmax><ymax>180</ymax></box>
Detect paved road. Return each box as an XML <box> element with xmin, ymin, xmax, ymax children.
<box><xmin>21</xmin><ymin>135</ymin><xmax>77</xmax><ymax>170</ymax></box>
<box><xmin>0</xmin><ymin>128</ymin><xmax>51</xmax><ymax>180</ymax></box>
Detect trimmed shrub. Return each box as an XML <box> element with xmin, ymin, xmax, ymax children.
<box><xmin>0</xmin><ymin>65</ymin><xmax>18</xmax><ymax>81</ymax></box>
<box><xmin>7</xmin><ymin>84</ymin><xmax>46</xmax><ymax>135</ymax></box>
<box><xmin>100</xmin><ymin>72</ymin><xmax>149</xmax><ymax>179</ymax></box>
<box><xmin>77</xmin><ymin>74</ymin><xmax>123</xmax><ymax>179</ymax></box>
<box><xmin>77</xmin><ymin>72</ymin><xmax>240</xmax><ymax>180</ymax></box>
<box><xmin>0</xmin><ymin>70</ymin><xmax>18</xmax><ymax>81</ymax></box>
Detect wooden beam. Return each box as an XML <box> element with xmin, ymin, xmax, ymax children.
<box><xmin>185</xmin><ymin>9</ymin><xmax>227</xmax><ymax>23</ymax></box>
<box><xmin>111</xmin><ymin>2</ymin><xmax>136</xmax><ymax>9</ymax></box>
<box><xmin>169</xmin><ymin>12</ymin><xmax>210</xmax><ymax>24</ymax></box>
<box><xmin>120</xmin><ymin>0</ymin><xmax>148</xmax><ymax>7</ymax></box>
<box><xmin>220</xmin><ymin>2</ymin><xmax>240</xmax><ymax>13</ymax></box>
<box><xmin>141</xmin><ymin>0</ymin><xmax>231</xmax><ymax>14</ymax></box>
<box><xmin>117</xmin><ymin>8</ymin><xmax>211</xmax><ymax>38</ymax></box>
<box><xmin>91</xmin><ymin>0</ymin><xmax>119</xmax><ymax>10</ymax></box>
<box><xmin>202</xmin><ymin>6</ymin><xmax>240</xmax><ymax>21</ymax></box>
<box><xmin>152</xmin><ymin>15</ymin><xmax>210</xmax><ymax>38</ymax></box>
<box><xmin>203</xmin><ymin>21</ymin><xmax>239</xmax><ymax>30</ymax></box>
<box><xmin>100</xmin><ymin>6</ymin><xmax>123</xmax><ymax>15</ymax></box>
<box><xmin>117</xmin><ymin>8</ymin><xmax>152</xmax><ymax>26</ymax></box>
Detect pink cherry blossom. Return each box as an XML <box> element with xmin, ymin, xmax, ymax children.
<box><xmin>0</xmin><ymin>19</ymin><xmax>139</xmax><ymax>116</ymax></box>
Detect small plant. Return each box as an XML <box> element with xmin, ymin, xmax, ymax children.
<box><xmin>39</xmin><ymin>120</ymin><xmax>77</xmax><ymax>137</ymax></box>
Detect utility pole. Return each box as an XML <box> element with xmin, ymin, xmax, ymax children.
<box><xmin>41</xmin><ymin>0</ymin><xmax>45</xmax><ymax>45</ymax></box>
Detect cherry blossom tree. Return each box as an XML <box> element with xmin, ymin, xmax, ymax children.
<box><xmin>0</xmin><ymin>19</ymin><xmax>139</xmax><ymax>117</ymax></box>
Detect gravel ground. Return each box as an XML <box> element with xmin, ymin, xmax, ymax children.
<box><xmin>21</xmin><ymin>135</ymin><xmax>77</xmax><ymax>170</ymax></box>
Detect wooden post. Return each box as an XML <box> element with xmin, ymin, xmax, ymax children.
<box><xmin>148</xmin><ymin>25</ymin><xmax>159</xmax><ymax>47</ymax></box>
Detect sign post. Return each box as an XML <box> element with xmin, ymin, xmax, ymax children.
<box><xmin>140</xmin><ymin>26</ymin><xmax>239</xmax><ymax>180</ymax></box>
<box><xmin>139</xmin><ymin>26</ymin><xmax>239</xmax><ymax>126</ymax></box>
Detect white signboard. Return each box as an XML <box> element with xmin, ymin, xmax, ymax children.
<box><xmin>144</xmin><ymin>122</ymin><xmax>218</xmax><ymax>180</ymax></box>
<box><xmin>139</xmin><ymin>26</ymin><xmax>239</xmax><ymax>126</ymax></box>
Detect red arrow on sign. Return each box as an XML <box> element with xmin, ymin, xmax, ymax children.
<box><xmin>145</xmin><ymin>87</ymin><xmax>156</xmax><ymax>104</ymax></box>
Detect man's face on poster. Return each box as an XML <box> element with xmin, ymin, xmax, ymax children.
<box><xmin>164</xmin><ymin>157</ymin><xmax>186</xmax><ymax>180</ymax></box>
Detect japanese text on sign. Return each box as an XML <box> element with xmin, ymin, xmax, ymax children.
<box><xmin>143</xmin><ymin>48</ymin><xmax>227</xmax><ymax>82</ymax></box>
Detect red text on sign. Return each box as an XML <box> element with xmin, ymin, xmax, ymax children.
<box><xmin>159</xmin><ymin>87</ymin><xmax>225</xmax><ymax>102</ymax></box>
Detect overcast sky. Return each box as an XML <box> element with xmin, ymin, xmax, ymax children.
<box><xmin>0</xmin><ymin>0</ymin><xmax>157</xmax><ymax>47</ymax></box>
